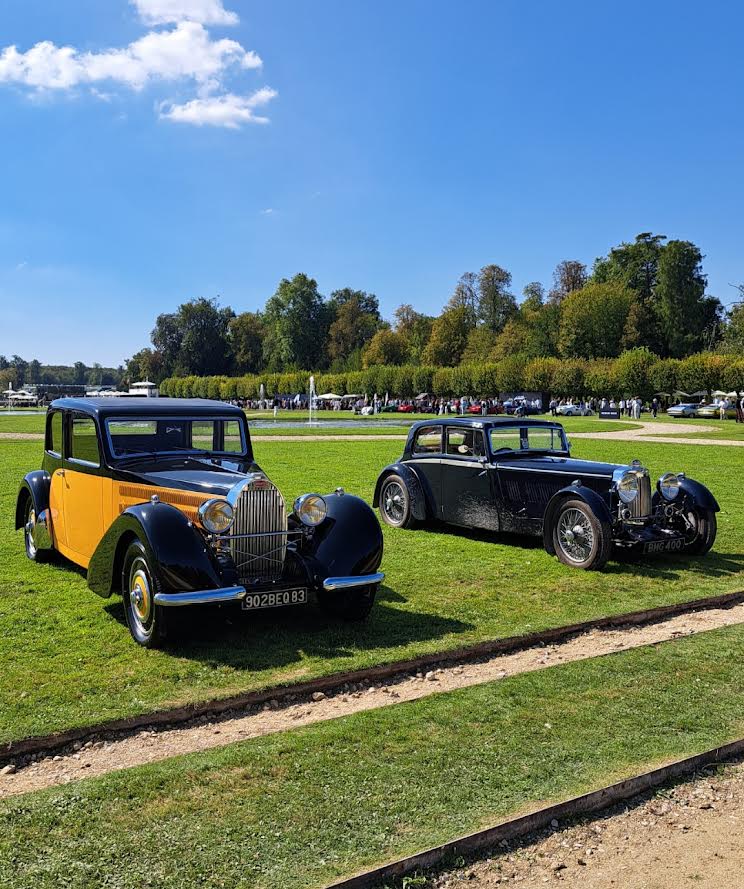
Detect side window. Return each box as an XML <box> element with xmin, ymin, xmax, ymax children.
<box><xmin>489</xmin><ymin>428</ymin><xmax>523</xmax><ymax>454</ymax></box>
<box><xmin>70</xmin><ymin>414</ymin><xmax>100</xmax><ymax>466</ymax></box>
<box><xmin>412</xmin><ymin>425</ymin><xmax>442</xmax><ymax>455</ymax></box>
<box><xmin>46</xmin><ymin>411</ymin><xmax>63</xmax><ymax>456</ymax></box>
<box><xmin>222</xmin><ymin>420</ymin><xmax>244</xmax><ymax>453</ymax></box>
<box><xmin>446</xmin><ymin>428</ymin><xmax>485</xmax><ymax>458</ymax></box>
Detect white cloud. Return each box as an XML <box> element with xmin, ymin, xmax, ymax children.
<box><xmin>160</xmin><ymin>87</ymin><xmax>277</xmax><ymax>128</ymax></box>
<box><xmin>260</xmin><ymin>207</ymin><xmax>274</xmax><ymax>214</ymax></box>
<box><xmin>0</xmin><ymin>22</ymin><xmax>259</xmax><ymax>92</ymax></box>
<box><xmin>131</xmin><ymin>0</ymin><xmax>239</xmax><ymax>27</ymax></box>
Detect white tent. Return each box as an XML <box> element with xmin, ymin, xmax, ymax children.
<box><xmin>315</xmin><ymin>393</ymin><xmax>343</xmax><ymax>401</ymax></box>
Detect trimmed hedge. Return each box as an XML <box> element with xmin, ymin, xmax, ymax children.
<box><xmin>158</xmin><ymin>350</ymin><xmax>744</xmax><ymax>401</ymax></box>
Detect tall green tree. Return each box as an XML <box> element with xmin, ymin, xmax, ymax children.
<box><xmin>230</xmin><ymin>311</ymin><xmax>265</xmax><ymax>374</ymax></box>
<box><xmin>263</xmin><ymin>274</ymin><xmax>330</xmax><ymax>370</ymax></box>
<box><xmin>393</xmin><ymin>304</ymin><xmax>435</xmax><ymax>364</ymax></box>
<box><xmin>655</xmin><ymin>240</ymin><xmax>721</xmax><ymax>357</ymax></box>
<box><xmin>326</xmin><ymin>290</ymin><xmax>382</xmax><ymax>364</ymax></box>
<box><xmin>477</xmin><ymin>264</ymin><xmax>517</xmax><ymax>333</ymax></box>
<box><xmin>422</xmin><ymin>306</ymin><xmax>471</xmax><ymax>366</ymax></box>
<box><xmin>445</xmin><ymin>272</ymin><xmax>478</xmax><ymax>327</ymax></box>
<box><xmin>362</xmin><ymin>328</ymin><xmax>407</xmax><ymax>367</ymax></box>
<box><xmin>548</xmin><ymin>261</ymin><xmax>587</xmax><ymax>304</ymax></box>
<box><xmin>558</xmin><ymin>282</ymin><xmax>636</xmax><ymax>359</ymax></box>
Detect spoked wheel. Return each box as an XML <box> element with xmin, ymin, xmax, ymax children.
<box><xmin>679</xmin><ymin>506</ymin><xmax>717</xmax><ymax>556</ymax></box>
<box><xmin>122</xmin><ymin>540</ymin><xmax>171</xmax><ymax>648</ymax></box>
<box><xmin>552</xmin><ymin>498</ymin><xmax>611</xmax><ymax>570</ymax></box>
<box><xmin>379</xmin><ymin>474</ymin><xmax>414</xmax><ymax>528</ymax></box>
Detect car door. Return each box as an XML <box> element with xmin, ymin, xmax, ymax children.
<box><xmin>46</xmin><ymin>409</ymin><xmax>68</xmax><ymax>549</ymax></box>
<box><xmin>61</xmin><ymin>411</ymin><xmax>107</xmax><ymax>566</ymax></box>
<box><xmin>441</xmin><ymin>427</ymin><xmax>499</xmax><ymax>530</ymax></box>
<box><xmin>408</xmin><ymin>425</ymin><xmax>444</xmax><ymax>515</ymax></box>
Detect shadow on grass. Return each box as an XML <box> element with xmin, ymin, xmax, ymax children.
<box><xmin>412</xmin><ymin>523</ymin><xmax>744</xmax><ymax>583</ymax></box>
<box><xmin>104</xmin><ymin>585</ymin><xmax>472</xmax><ymax>672</ymax></box>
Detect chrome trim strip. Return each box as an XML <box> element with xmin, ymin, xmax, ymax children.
<box><xmin>323</xmin><ymin>572</ymin><xmax>385</xmax><ymax>591</ymax></box>
<box><xmin>154</xmin><ymin>586</ymin><xmax>246</xmax><ymax>607</ymax></box>
<box><xmin>495</xmin><ymin>465</ymin><xmax>613</xmax><ymax>478</ymax></box>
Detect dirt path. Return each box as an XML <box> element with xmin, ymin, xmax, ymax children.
<box><xmin>3</xmin><ymin>602</ymin><xmax>744</xmax><ymax>799</ymax></box>
<box><xmin>431</xmin><ymin>759</ymin><xmax>744</xmax><ymax>889</ymax></box>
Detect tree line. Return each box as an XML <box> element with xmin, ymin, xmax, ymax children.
<box><xmin>0</xmin><ymin>356</ymin><xmax>124</xmax><ymax>391</ymax></box>
<box><xmin>127</xmin><ymin>232</ymin><xmax>743</xmax><ymax>386</ymax></box>
<box><xmin>158</xmin><ymin>348</ymin><xmax>744</xmax><ymax>401</ymax></box>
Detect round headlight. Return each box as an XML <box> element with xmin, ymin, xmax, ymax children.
<box><xmin>617</xmin><ymin>471</ymin><xmax>639</xmax><ymax>504</ymax></box>
<box><xmin>294</xmin><ymin>493</ymin><xmax>327</xmax><ymax>527</ymax></box>
<box><xmin>198</xmin><ymin>498</ymin><xmax>234</xmax><ymax>534</ymax></box>
<box><xmin>659</xmin><ymin>472</ymin><xmax>680</xmax><ymax>501</ymax></box>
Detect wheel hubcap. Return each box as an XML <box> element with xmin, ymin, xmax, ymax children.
<box><xmin>130</xmin><ymin>567</ymin><xmax>151</xmax><ymax>626</ymax></box>
<box><xmin>25</xmin><ymin>508</ymin><xmax>37</xmax><ymax>557</ymax></box>
<box><xmin>558</xmin><ymin>508</ymin><xmax>594</xmax><ymax>563</ymax></box>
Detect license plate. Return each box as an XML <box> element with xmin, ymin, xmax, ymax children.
<box><xmin>242</xmin><ymin>589</ymin><xmax>308</xmax><ymax>610</ymax></box>
<box><xmin>643</xmin><ymin>538</ymin><xmax>685</xmax><ymax>555</ymax></box>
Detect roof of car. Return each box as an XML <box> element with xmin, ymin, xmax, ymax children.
<box><xmin>408</xmin><ymin>416</ymin><xmax>561</xmax><ymax>432</ymax></box>
<box><xmin>49</xmin><ymin>397</ymin><xmax>245</xmax><ymax>419</ymax></box>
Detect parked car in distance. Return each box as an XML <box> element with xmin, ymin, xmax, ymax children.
<box><xmin>16</xmin><ymin>398</ymin><xmax>384</xmax><ymax>647</ymax></box>
<box><xmin>467</xmin><ymin>402</ymin><xmax>503</xmax><ymax>415</ymax></box>
<box><xmin>667</xmin><ymin>403</ymin><xmax>699</xmax><ymax>418</ymax></box>
<box><xmin>556</xmin><ymin>404</ymin><xmax>594</xmax><ymax>417</ymax></box>
<box><xmin>696</xmin><ymin>402</ymin><xmax>737</xmax><ymax>420</ymax></box>
<box><xmin>374</xmin><ymin>418</ymin><xmax>718</xmax><ymax>571</ymax></box>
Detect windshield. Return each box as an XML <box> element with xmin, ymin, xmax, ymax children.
<box><xmin>106</xmin><ymin>417</ymin><xmax>246</xmax><ymax>458</ymax></box>
<box><xmin>489</xmin><ymin>425</ymin><xmax>568</xmax><ymax>455</ymax></box>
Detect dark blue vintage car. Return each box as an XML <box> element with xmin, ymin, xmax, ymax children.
<box><xmin>16</xmin><ymin>398</ymin><xmax>384</xmax><ymax>647</ymax></box>
<box><xmin>374</xmin><ymin>418</ymin><xmax>718</xmax><ymax>570</ymax></box>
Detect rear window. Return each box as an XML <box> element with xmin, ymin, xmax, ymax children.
<box><xmin>446</xmin><ymin>427</ymin><xmax>485</xmax><ymax>458</ymax></box>
<box><xmin>412</xmin><ymin>426</ymin><xmax>442</xmax><ymax>455</ymax></box>
<box><xmin>46</xmin><ymin>411</ymin><xmax>62</xmax><ymax>456</ymax></box>
<box><xmin>106</xmin><ymin>417</ymin><xmax>245</xmax><ymax>458</ymax></box>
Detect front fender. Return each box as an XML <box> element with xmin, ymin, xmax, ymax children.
<box><xmin>543</xmin><ymin>483</ymin><xmax>613</xmax><ymax>555</ymax></box>
<box><xmin>15</xmin><ymin>471</ymin><xmax>51</xmax><ymax>530</ymax></box>
<box><xmin>300</xmin><ymin>492</ymin><xmax>383</xmax><ymax>582</ymax></box>
<box><xmin>87</xmin><ymin>502</ymin><xmax>224</xmax><ymax>598</ymax></box>
<box><xmin>678</xmin><ymin>476</ymin><xmax>720</xmax><ymax>513</ymax></box>
<box><xmin>373</xmin><ymin>463</ymin><xmax>429</xmax><ymax>522</ymax></box>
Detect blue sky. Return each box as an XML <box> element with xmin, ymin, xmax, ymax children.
<box><xmin>0</xmin><ymin>0</ymin><xmax>742</xmax><ymax>366</ymax></box>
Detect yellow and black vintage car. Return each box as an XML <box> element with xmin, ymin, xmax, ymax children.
<box><xmin>16</xmin><ymin>398</ymin><xmax>384</xmax><ymax>647</ymax></box>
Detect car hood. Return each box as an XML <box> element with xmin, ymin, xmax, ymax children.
<box><xmin>117</xmin><ymin>457</ymin><xmax>262</xmax><ymax>497</ymax></box>
<box><xmin>493</xmin><ymin>454</ymin><xmax>628</xmax><ymax>479</ymax></box>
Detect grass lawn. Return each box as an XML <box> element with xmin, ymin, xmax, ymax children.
<box><xmin>3</xmin><ymin>623</ymin><xmax>744</xmax><ymax>888</ymax></box>
<box><xmin>1</xmin><ymin>435</ymin><xmax>743</xmax><ymax>744</ymax></box>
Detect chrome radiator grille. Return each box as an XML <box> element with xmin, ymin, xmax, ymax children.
<box><xmin>229</xmin><ymin>479</ymin><xmax>288</xmax><ymax>581</ymax></box>
<box><xmin>629</xmin><ymin>469</ymin><xmax>653</xmax><ymax>519</ymax></box>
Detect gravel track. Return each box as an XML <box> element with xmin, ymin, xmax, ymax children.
<box><xmin>3</xmin><ymin>602</ymin><xmax>744</xmax><ymax>799</ymax></box>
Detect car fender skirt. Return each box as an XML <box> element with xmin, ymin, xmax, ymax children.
<box><xmin>15</xmin><ymin>471</ymin><xmax>51</xmax><ymax>531</ymax></box>
<box><xmin>87</xmin><ymin>502</ymin><xmax>223</xmax><ymax>598</ymax></box>
<box><xmin>373</xmin><ymin>463</ymin><xmax>428</xmax><ymax>521</ymax></box>
<box><xmin>303</xmin><ymin>492</ymin><xmax>384</xmax><ymax>582</ymax></box>
<box><xmin>678</xmin><ymin>477</ymin><xmax>720</xmax><ymax>512</ymax></box>
<box><xmin>543</xmin><ymin>484</ymin><xmax>612</xmax><ymax>555</ymax></box>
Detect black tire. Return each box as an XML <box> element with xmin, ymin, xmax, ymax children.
<box><xmin>378</xmin><ymin>474</ymin><xmax>415</xmax><ymax>529</ymax></box>
<box><xmin>682</xmin><ymin>507</ymin><xmax>717</xmax><ymax>556</ymax></box>
<box><xmin>23</xmin><ymin>498</ymin><xmax>53</xmax><ymax>563</ymax></box>
<box><xmin>318</xmin><ymin>584</ymin><xmax>377</xmax><ymax>622</ymax></box>
<box><xmin>121</xmin><ymin>540</ymin><xmax>171</xmax><ymax>648</ymax></box>
<box><xmin>551</xmin><ymin>498</ymin><xmax>612</xmax><ymax>571</ymax></box>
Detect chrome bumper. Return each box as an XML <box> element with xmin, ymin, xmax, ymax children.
<box><xmin>153</xmin><ymin>572</ymin><xmax>384</xmax><ymax>607</ymax></box>
<box><xmin>322</xmin><ymin>572</ymin><xmax>384</xmax><ymax>591</ymax></box>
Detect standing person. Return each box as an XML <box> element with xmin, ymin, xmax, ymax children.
<box><xmin>651</xmin><ymin>397</ymin><xmax>658</xmax><ymax>419</ymax></box>
<box><xmin>720</xmin><ymin>398</ymin><xmax>729</xmax><ymax>421</ymax></box>
<box><xmin>619</xmin><ymin>397</ymin><xmax>625</xmax><ymax>417</ymax></box>
<box><xmin>738</xmin><ymin>393</ymin><xmax>744</xmax><ymax>424</ymax></box>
